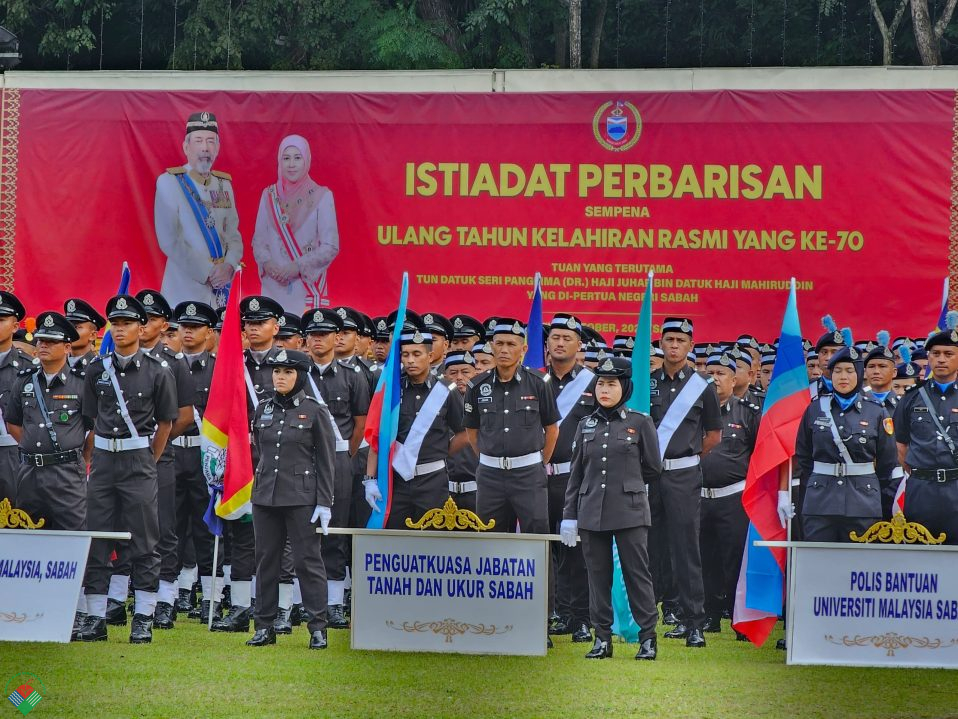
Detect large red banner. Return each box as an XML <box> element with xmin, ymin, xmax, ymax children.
<box><xmin>3</xmin><ymin>88</ymin><xmax>954</xmax><ymax>339</ymax></box>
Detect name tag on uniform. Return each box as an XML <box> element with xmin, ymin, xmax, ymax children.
<box><xmin>650</xmin><ymin>389</ymin><xmax>660</xmax><ymax>396</ymax></box>
<box><xmin>913</xmin><ymin>406</ymin><xmax>929</xmax><ymax>413</ymax></box>
<box><xmin>208</xmin><ymin>190</ymin><xmax>233</xmax><ymax>208</ymax></box>
<box><xmin>521</xmin><ymin>395</ymin><xmax>536</xmax><ymax>401</ymax></box>
<box><xmin>478</xmin><ymin>396</ymin><xmax>493</xmax><ymax>404</ymax></box>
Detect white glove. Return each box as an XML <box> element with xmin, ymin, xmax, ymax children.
<box><xmin>777</xmin><ymin>490</ymin><xmax>795</xmax><ymax>528</ymax></box>
<box><xmin>363</xmin><ymin>479</ymin><xmax>383</xmax><ymax>513</ymax></box>
<box><xmin>311</xmin><ymin>505</ymin><xmax>332</xmax><ymax>535</ymax></box>
<box><xmin>559</xmin><ymin>519</ymin><xmax>578</xmax><ymax>548</ymax></box>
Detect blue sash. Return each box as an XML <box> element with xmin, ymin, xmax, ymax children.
<box><xmin>174</xmin><ymin>172</ymin><xmax>230</xmax><ymax>306</ymax></box>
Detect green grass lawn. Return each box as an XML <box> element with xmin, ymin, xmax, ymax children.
<box><xmin>2</xmin><ymin>618</ymin><xmax>956</xmax><ymax>719</ymax></box>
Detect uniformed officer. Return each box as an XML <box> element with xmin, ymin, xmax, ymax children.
<box><xmin>893</xmin><ymin>319</ymin><xmax>958</xmax><ymax>544</ymax></box>
<box><xmin>170</xmin><ymin>301</ymin><xmax>222</xmax><ymax>622</ymax></box>
<box><xmin>5</xmin><ymin>312</ymin><xmax>91</xmax><ymax>638</ymax></box>
<box><xmin>212</xmin><ymin>295</ymin><xmax>284</xmax><ymax>632</ymax></box>
<box><xmin>805</xmin><ymin>350</ymin><xmax>822</xmax><ymax>384</ymax></box>
<box><xmin>864</xmin><ymin>333</ymin><xmax>898</xmax><ymax>409</ymax></box>
<box><xmin>652</xmin><ymin>317</ymin><xmax>722</xmax><ymax>649</ymax></box>
<box><xmin>246</xmin><ymin>349</ymin><xmax>335</xmax><ymax>650</ymax></box>
<box><xmin>276</xmin><ymin>312</ymin><xmax>305</xmax><ymax>350</ymax></box>
<box><xmin>76</xmin><ymin>295</ymin><xmax>179</xmax><ymax>644</ymax></box>
<box><xmin>472</xmin><ymin>341</ymin><xmax>495</xmax><ymax>373</ymax></box>
<box><xmin>6</xmin><ymin>312</ymin><xmax>89</xmax><ymax>530</ymax></box>
<box><xmin>0</xmin><ymin>291</ymin><xmax>31</xmax><ymax>502</ymax></box>
<box><xmin>797</xmin><ymin>346</ymin><xmax>896</xmax><ymax>542</ymax></box>
<box><xmin>154</xmin><ymin>112</ymin><xmax>242</xmax><ymax>308</ymax></box>
<box><xmin>449</xmin><ymin>315</ymin><xmax>484</xmax><ymax>352</ymax></box>
<box><xmin>423</xmin><ymin>313</ymin><xmax>453</xmax><ymax>373</ymax></box>
<box><xmin>162</xmin><ymin>320</ymin><xmax>183</xmax><ymax>353</ymax></box>
<box><xmin>63</xmin><ymin>298</ymin><xmax>106</xmax><ymax>368</ymax></box>
<box><xmin>300</xmin><ymin>308</ymin><xmax>369</xmax><ymax>628</ymax></box>
<box><xmin>443</xmin><ymin>350</ymin><xmax>480</xmax><ymax>513</ymax></box>
<box><xmin>463</xmin><ymin>318</ymin><xmax>559</xmax><ymax>533</ymax></box>
<box><xmin>811</xmin><ymin>316</ymin><xmax>848</xmax><ymax>399</ymax></box>
<box><xmin>892</xmin><ymin>345</ymin><xmax>921</xmax><ymax>397</ymax></box>
<box><xmin>560</xmin><ymin>356</ymin><xmax>660</xmax><ymax>660</ymax></box>
<box><xmin>700</xmin><ymin>352</ymin><xmax>759</xmax><ymax>633</ymax></box>
<box><xmin>371</xmin><ymin>317</ymin><xmax>391</xmax><ymax>364</ymax></box>
<box><xmin>544</xmin><ymin>313</ymin><xmax>595</xmax><ymax>644</ymax></box>
<box><xmin>363</xmin><ymin>314</ymin><xmax>465</xmax><ymax>529</ymax></box>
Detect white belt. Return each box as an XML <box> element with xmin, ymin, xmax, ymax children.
<box><xmin>663</xmin><ymin>455</ymin><xmax>700</xmax><ymax>471</ymax></box>
<box><xmin>449</xmin><ymin>480</ymin><xmax>478</xmax><ymax>493</ymax></box>
<box><xmin>0</xmin><ymin>435</ymin><xmax>17</xmax><ymax>447</ymax></box>
<box><xmin>891</xmin><ymin>466</ymin><xmax>905</xmax><ymax>479</ymax></box>
<box><xmin>701</xmin><ymin>480</ymin><xmax>746</xmax><ymax>499</ymax></box>
<box><xmin>335</xmin><ymin>440</ymin><xmax>350</xmax><ymax>453</ymax></box>
<box><xmin>412</xmin><ymin>459</ymin><xmax>446</xmax><ymax>477</ymax></box>
<box><xmin>172</xmin><ymin>436</ymin><xmax>202</xmax><ymax>449</ymax></box>
<box><xmin>546</xmin><ymin>462</ymin><xmax>572</xmax><ymax>476</ymax></box>
<box><xmin>479</xmin><ymin>451</ymin><xmax>543</xmax><ymax>470</ymax></box>
<box><xmin>94</xmin><ymin>436</ymin><xmax>151</xmax><ymax>452</ymax></box>
<box><xmin>812</xmin><ymin>461</ymin><xmax>875</xmax><ymax>477</ymax></box>
<box><xmin>791</xmin><ymin>477</ymin><xmax>801</xmax><ymax>487</ymax></box>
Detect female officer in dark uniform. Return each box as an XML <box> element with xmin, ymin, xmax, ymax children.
<box><xmin>795</xmin><ymin>345</ymin><xmax>897</xmax><ymax>542</ymax></box>
<box><xmin>561</xmin><ymin>356</ymin><xmax>662</xmax><ymax>660</ymax></box>
<box><xmin>246</xmin><ymin>349</ymin><xmax>336</xmax><ymax>650</ymax></box>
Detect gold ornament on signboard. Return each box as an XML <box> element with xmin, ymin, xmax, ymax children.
<box><xmin>405</xmin><ymin>497</ymin><xmax>495</xmax><ymax>531</ymax></box>
<box><xmin>849</xmin><ymin>513</ymin><xmax>945</xmax><ymax>545</ymax></box>
<box><xmin>0</xmin><ymin>498</ymin><xmax>45</xmax><ymax>529</ymax></box>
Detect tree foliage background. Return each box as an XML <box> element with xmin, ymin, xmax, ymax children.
<box><xmin>1</xmin><ymin>0</ymin><xmax>957</xmax><ymax>71</ymax></box>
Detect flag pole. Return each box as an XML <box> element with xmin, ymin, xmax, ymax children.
<box><xmin>208</xmin><ymin>533</ymin><xmax>220</xmax><ymax>631</ymax></box>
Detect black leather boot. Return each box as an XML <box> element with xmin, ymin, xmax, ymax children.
<box><xmin>571</xmin><ymin>622</ymin><xmax>593</xmax><ymax>643</ymax></box>
<box><xmin>153</xmin><ymin>601</ymin><xmax>175</xmax><ymax>630</ymax></box>
<box><xmin>175</xmin><ymin>588</ymin><xmax>193</xmax><ymax>615</ymax></box>
<box><xmin>326</xmin><ymin>605</ymin><xmax>349</xmax><ymax>629</ymax></box>
<box><xmin>585</xmin><ymin>637</ymin><xmax>612</xmax><ymax>659</ymax></box>
<box><xmin>309</xmin><ymin>629</ymin><xmax>328</xmax><ymax>649</ymax></box>
<box><xmin>664</xmin><ymin>623</ymin><xmax>691</xmax><ymax>639</ymax></box>
<box><xmin>77</xmin><ymin>615</ymin><xmax>108</xmax><ymax>642</ymax></box>
<box><xmin>105</xmin><ymin>598</ymin><xmax>128</xmax><ymax>626</ymax></box>
<box><xmin>211</xmin><ymin>605</ymin><xmax>251</xmax><ymax>633</ymax></box>
<box><xmin>246</xmin><ymin>627</ymin><xmax>276</xmax><ymax>646</ymax></box>
<box><xmin>129</xmin><ymin>613</ymin><xmax>154</xmax><ymax>644</ymax></box>
<box><xmin>686</xmin><ymin>628</ymin><xmax>707</xmax><ymax>648</ymax></box>
<box><xmin>635</xmin><ymin>637</ymin><xmax>657</xmax><ymax>660</ymax></box>
<box><xmin>71</xmin><ymin>612</ymin><xmax>87</xmax><ymax>642</ymax></box>
<box><xmin>273</xmin><ymin>608</ymin><xmax>293</xmax><ymax>635</ymax></box>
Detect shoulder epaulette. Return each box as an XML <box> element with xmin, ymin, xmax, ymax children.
<box><xmin>88</xmin><ymin>355</ymin><xmax>105</xmax><ymax>367</ymax></box>
<box><xmin>211</xmin><ymin>170</ymin><xmax>232</xmax><ymax>181</ymax></box>
<box><xmin>16</xmin><ymin>366</ymin><xmax>34</xmax><ymax>377</ymax></box>
<box><xmin>143</xmin><ymin>352</ymin><xmax>166</xmax><ymax>366</ymax></box>
<box><xmin>166</xmin><ymin>167</ymin><xmax>187</xmax><ymax>175</ymax></box>
<box><xmin>466</xmin><ymin>370</ymin><xmax>494</xmax><ymax>389</ymax></box>
<box><xmin>70</xmin><ymin>364</ymin><xmax>87</xmax><ymax>378</ymax></box>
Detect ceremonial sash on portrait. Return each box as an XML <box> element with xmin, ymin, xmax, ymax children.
<box><xmin>556</xmin><ymin>368</ymin><xmax>595</xmax><ymax>426</ymax></box>
<box><xmin>656</xmin><ymin>372</ymin><xmax>709</xmax><ymax>460</ymax></box>
<box><xmin>392</xmin><ymin>381</ymin><xmax>454</xmax><ymax>481</ymax></box>
<box><xmin>175</xmin><ymin>172</ymin><xmax>230</xmax><ymax>306</ymax></box>
<box><xmin>267</xmin><ymin>184</ymin><xmax>327</xmax><ymax>308</ymax></box>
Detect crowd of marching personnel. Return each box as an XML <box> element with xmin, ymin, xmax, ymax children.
<box><xmin>2</xmin><ymin>286</ymin><xmax>956</xmax><ymax>660</ymax></box>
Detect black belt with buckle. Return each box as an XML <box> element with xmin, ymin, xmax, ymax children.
<box><xmin>911</xmin><ymin>468</ymin><xmax>958</xmax><ymax>483</ymax></box>
<box><xmin>19</xmin><ymin>449</ymin><xmax>80</xmax><ymax>468</ymax></box>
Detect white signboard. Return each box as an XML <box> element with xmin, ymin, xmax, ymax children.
<box><xmin>788</xmin><ymin>544</ymin><xmax>958</xmax><ymax>668</ymax></box>
<box><xmin>351</xmin><ymin>530</ymin><xmax>550</xmax><ymax>656</ymax></box>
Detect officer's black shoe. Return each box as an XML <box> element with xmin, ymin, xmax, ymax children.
<box><xmin>190</xmin><ymin>581</ymin><xmax>200</xmax><ymax>609</ymax></box>
<box><xmin>685</xmin><ymin>628</ymin><xmax>707</xmax><ymax>648</ymax></box>
<box><xmin>273</xmin><ymin>608</ymin><xmax>293</xmax><ymax>635</ymax></box>
<box><xmin>198</xmin><ymin>600</ymin><xmax>221</xmax><ymax>624</ymax></box>
<box><xmin>246</xmin><ymin>627</ymin><xmax>276</xmax><ymax>647</ymax></box>
<box><xmin>661</xmin><ymin>609</ymin><xmax>681</xmax><ymax>626</ymax></box>
<box><xmin>776</xmin><ymin>639</ymin><xmax>787</xmax><ymax>651</ymax></box>
<box><xmin>309</xmin><ymin>629</ymin><xmax>328</xmax><ymax>650</ymax></box>
<box><xmin>77</xmin><ymin>615</ymin><xmax>108</xmax><ymax>642</ymax></box>
<box><xmin>548</xmin><ymin>615</ymin><xmax>573</xmax><ymax>635</ymax></box>
<box><xmin>702</xmin><ymin>614</ymin><xmax>722</xmax><ymax>633</ymax></box>
<box><xmin>71</xmin><ymin>612</ymin><xmax>87</xmax><ymax>642</ymax></box>
<box><xmin>343</xmin><ymin>590</ymin><xmax>351</xmax><ymax>614</ymax></box>
<box><xmin>129</xmin><ymin>613</ymin><xmax>154</xmax><ymax>644</ymax></box>
<box><xmin>664</xmin><ymin>623</ymin><xmax>691</xmax><ymax>639</ymax></box>
<box><xmin>584</xmin><ymin>637</ymin><xmax>612</xmax><ymax>659</ymax></box>
<box><xmin>294</xmin><ymin>604</ymin><xmax>310</xmax><ymax>625</ymax></box>
<box><xmin>220</xmin><ymin>585</ymin><xmax>232</xmax><ymax>611</ymax></box>
<box><xmin>635</xmin><ymin>637</ymin><xmax>657</xmax><ymax>660</ymax></box>
<box><xmin>175</xmin><ymin>588</ymin><xmax>193</xmax><ymax>615</ymax></box>
<box><xmin>722</xmin><ymin>608</ymin><xmax>732</xmax><ymax>619</ymax></box>
<box><xmin>327</xmin><ymin>605</ymin><xmax>349</xmax><ymax>629</ymax></box>
<box><xmin>153</xmin><ymin>602</ymin><xmax>175</xmax><ymax>630</ymax></box>
<box><xmin>290</xmin><ymin>603</ymin><xmax>304</xmax><ymax>627</ymax></box>
<box><xmin>571</xmin><ymin>623</ymin><xmax>593</xmax><ymax>643</ymax></box>
<box><xmin>735</xmin><ymin>630</ymin><xmax>749</xmax><ymax>642</ymax></box>
<box><xmin>547</xmin><ymin>636</ymin><xmax>554</xmax><ymax>649</ymax></box>
<box><xmin>188</xmin><ymin>600</ymin><xmax>202</xmax><ymax>620</ymax></box>
<box><xmin>105</xmin><ymin>598</ymin><xmax>128</xmax><ymax>626</ymax></box>
<box><xmin>211</xmin><ymin>605</ymin><xmax>251</xmax><ymax>633</ymax></box>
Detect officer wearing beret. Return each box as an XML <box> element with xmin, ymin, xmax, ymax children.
<box><xmin>276</xmin><ymin>312</ymin><xmax>305</xmax><ymax>350</ymax></box>
<box><xmin>652</xmin><ymin>317</ymin><xmax>722</xmax><ymax>648</ymax></box>
<box><xmin>154</xmin><ymin>112</ymin><xmax>242</xmax><ymax>308</ymax></box>
<box><xmin>449</xmin><ymin>315</ymin><xmax>484</xmax><ymax>352</ymax></box>
<box><xmin>301</xmin><ymin>307</ymin><xmax>369</xmax><ymax>628</ymax></box>
<box><xmin>64</xmin><ymin>298</ymin><xmax>106</xmax><ymax>369</ymax></box>
<box><xmin>893</xmin><ymin>318</ymin><xmax>958</xmax><ymax>544</ymax></box>
<box><xmin>544</xmin><ymin>313</ymin><xmax>596</xmax><ymax>643</ymax></box>
<box><xmin>443</xmin><ymin>349</ymin><xmax>481</xmax><ymax>513</ymax></box>
<box><xmin>170</xmin><ymin>301</ymin><xmax>222</xmax><ymax>622</ymax></box>
<box><xmin>77</xmin><ymin>295</ymin><xmax>179</xmax><ymax>644</ymax></box>
<box><xmin>213</xmin><ymin>295</ymin><xmax>285</xmax><ymax>632</ymax></box>
<box><xmin>0</xmin><ymin>291</ymin><xmax>32</xmax><ymax>502</ymax></box>
<box><xmin>699</xmin><ymin>352</ymin><xmax>759</xmax><ymax>633</ymax></box>
<box><xmin>463</xmin><ymin>318</ymin><xmax>559</xmax><ymax>534</ymax></box>
<box><xmin>246</xmin><ymin>349</ymin><xmax>335</xmax><ymax>650</ymax></box>
<box><xmin>797</xmin><ymin>346</ymin><xmax>896</xmax><ymax>542</ymax></box>
<box><xmin>560</xmin><ymin>356</ymin><xmax>661</xmax><ymax>660</ymax></box>
<box><xmin>364</xmin><ymin>315</ymin><xmax>466</xmax><ymax>529</ymax></box>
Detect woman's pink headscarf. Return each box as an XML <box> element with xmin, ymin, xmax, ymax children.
<box><xmin>277</xmin><ymin>134</ymin><xmax>320</xmax><ymax>230</ymax></box>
